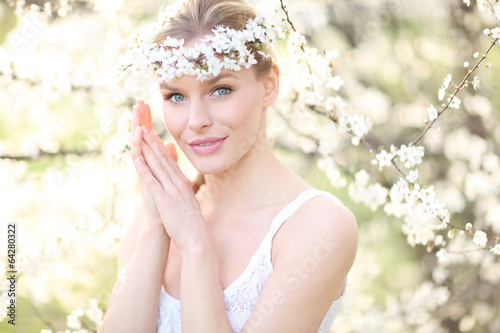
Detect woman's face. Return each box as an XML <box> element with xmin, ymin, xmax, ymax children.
<box><xmin>160</xmin><ymin>67</ymin><xmax>269</xmax><ymax>175</ymax></box>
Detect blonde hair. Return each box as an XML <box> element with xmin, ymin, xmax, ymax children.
<box><xmin>154</xmin><ymin>0</ymin><xmax>275</xmax><ymax>81</ymax></box>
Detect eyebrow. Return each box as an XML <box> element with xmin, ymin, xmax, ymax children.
<box><xmin>159</xmin><ymin>73</ymin><xmax>240</xmax><ymax>90</ymax></box>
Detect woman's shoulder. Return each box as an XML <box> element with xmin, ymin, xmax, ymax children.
<box><xmin>289</xmin><ymin>188</ymin><xmax>357</xmax><ymax>239</ymax></box>
<box><xmin>272</xmin><ymin>185</ymin><xmax>358</xmax><ymax>267</ymax></box>
<box><xmin>269</xmin><ymin>184</ymin><xmax>358</xmax><ymax>305</ymax></box>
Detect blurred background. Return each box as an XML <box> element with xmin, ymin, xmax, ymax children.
<box><xmin>0</xmin><ymin>0</ymin><xmax>499</xmax><ymax>332</ymax></box>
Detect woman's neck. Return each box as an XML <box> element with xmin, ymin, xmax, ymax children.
<box><xmin>198</xmin><ymin>137</ymin><xmax>284</xmax><ymax>212</ymax></box>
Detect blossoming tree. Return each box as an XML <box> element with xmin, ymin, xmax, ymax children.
<box><xmin>0</xmin><ymin>0</ymin><xmax>499</xmax><ymax>332</ymax></box>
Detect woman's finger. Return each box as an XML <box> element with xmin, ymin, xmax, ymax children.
<box><xmin>145</xmin><ymin>102</ymin><xmax>153</xmax><ymax>132</ymax></box>
<box><xmin>149</xmin><ymin>130</ymin><xmax>186</xmax><ymax>183</ymax></box>
<box><xmin>136</xmin><ymin>99</ymin><xmax>153</xmax><ymax>131</ymax></box>
<box><xmin>141</xmin><ymin>127</ymin><xmax>191</xmax><ymax>192</ymax></box>
<box><xmin>134</xmin><ymin>156</ymin><xmax>168</xmax><ymax>204</ymax></box>
<box><xmin>131</xmin><ymin>125</ymin><xmax>144</xmax><ymax>161</ymax></box>
<box><xmin>165</xmin><ymin>141</ymin><xmax>178</xmax><ymax>163</ymax></box>
<box><xmin>149</xmin><ymin>129</ymin><xmax>178</xmax><ymax>163</ymax></box>
<box><xmin>142</xmin><ymin>127</ymin><xmax>185</xmax><ymax>180</ymax></box>
<box><xmin>140</xmin><ymin>136</ymin><xmax>178</xmax><ymax>193</ymax></box>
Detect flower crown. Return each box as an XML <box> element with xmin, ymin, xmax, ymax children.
<box><xmin>119</xmin><ymin>0</ymin><xmax>288</xmax><ymax>83</ymax></box>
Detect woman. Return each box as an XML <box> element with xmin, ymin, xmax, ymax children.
<box><xmin>100</xmin><ymin>0</ymin><xmax>357</xmax><ymax>332</ymax></box>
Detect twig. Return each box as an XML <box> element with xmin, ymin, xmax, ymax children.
<box><xmin>27</xmin><ymin>297</ymin><xmax>58</xmax><ymax>331</ymax></box>
<box><xmin>0</xmin><ymin>147</ymin><xmax>101</xmax><ymax>161</ymax></box>
<box><xmin>411</xmin><ymin>38</ymin><xmax>499</xmax><ymax>146</ymax></box>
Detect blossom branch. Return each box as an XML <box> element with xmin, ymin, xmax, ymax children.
<box><xmin>279</xmin><ymin>0</ymin><xmax>298</xmax><ymax>43</ymax></box>
<box><xmin>410</xmin><ymin>37</ymin><xmax>499</xmax><ymax>147</ymax></box>
<box><xmin>276</xmin><ymin>0</ymin><xmax>500</xmax><ymax>253</ymax></box>
<box><xmin>27</xmin><ymin>295</ymin><xmax>58</xmax><ymax>331</ymax></box>
<box><xmin>0</xmin><ymin>147</ymin><xmax>102</xmax><ymax>161</ymax></box>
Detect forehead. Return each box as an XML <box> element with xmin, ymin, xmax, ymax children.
<box><xmin>158</xmin><ymin>69</ymin><xmax>252</xmax><ymax>90</ymax></box>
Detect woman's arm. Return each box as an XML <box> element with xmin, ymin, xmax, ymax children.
<box><xmin>179</xmin><ymin>230</ymin><xmax>234</xmax><ymax>332</ymax></box>
<box><xmin>98</xmin><ymin>214</ymin><xmax>170</xmax><ymax>333</ymax></box>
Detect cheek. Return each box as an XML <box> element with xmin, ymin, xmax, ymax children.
<box><xmin>163</xmin><ymin>110</ymin><xmax>185</xmax><ymax>140</ymax></box>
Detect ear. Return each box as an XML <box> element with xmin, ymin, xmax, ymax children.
<box><xmin>262</xmin><ymin>64</ymin><xmax>280</xmax><ymax>108</ymax></box>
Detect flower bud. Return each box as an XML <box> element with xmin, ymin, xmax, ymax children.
<box><xmin>473</xmin><ymin>52</ymin><xmax>479</xmax><ymax>58</ymax></box>
<box><xmin>447</xmin><ymin>229</ymin><xmax>455</xmax><ymax>239</ymax></box>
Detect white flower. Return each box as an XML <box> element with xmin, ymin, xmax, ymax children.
<box><xmin>463</xmin><ymin>0</ymin><xmax>470</xmax><ymax>6</ymax></box>
<box><xmin>325</xmin><ymin>49</ymin><xmax>339</xmax><ymax>60</ymax></box>
<box><xmin>491</xmin><ymin>27</ymin><xmax>500</xmax><ymax>39</ymax></box>
<box><xmin>390</xmin><ymin>177</ymin><xmax>411</xmax><ymax>203</ymax></box>
<box><xmin>438</xmin><ymin>87</ymin><xmax>446</xmax><ymax>101</ymax></box>
<box><xmin>326</xmin><ymin>75</ymin><xmax>344</xmax><ymax>91</ymax></box>
<box><xmin>161</xmin><ymin>36</ymin><xmax>184</xmax><ymax>47</ymax></box>
<box><xmin>86</xmin><ymin>299</ymin><xmax>104</xmax><ymax>325</ymax></box>
<box><xmin>442</xmin><ymin>74</ymin><xmax>452</xmax><ymax>89</ymax></box>
<box><xmin>472</xmin><ymin>230</ymin><xmax>488</xmax><ymax>248</ymax></box>
<box><xmin>406</xmin><ymin>169</ymin><xmax>418</xmax><ymax>183</ymax></box>
<box><xmin>448</xmin><ymin>228</ymin><xmax>455</xmax><ymax>238</ymax></box>
<box><xmin>472</xmin><ymin>76</ymin><xmax>480</xmax><ymax>91</ymax></box>
<box><xmin>434</xmin><ymin>234</ymin><xmax>444</xmax><ymax>246</ymax></box>
<box><xmin>375</xmin><ymin>149</ymin><xmax>394</xmax><ymax>168</ymax></box>
<box><xmin>120</xmin><ymin>10</ymin><xmax>287</xmax><ymax>83</ymax></box>
<box><xmin>436</xmin><ymin>248</ymin><xmax>448</xmax><ymax>262</ymax></box>
<box><xmin>483</xmin><ymin>28</ymin><xmax>491</xmax><ymax>36</ymax></box>
<box><xmin>427</xmin><ymin>104</ymin><xmax>438</xmax><ymax>121</ymax></box>
<box><xmin>67</xmin><ymin>309</ymin><xmax>84</xmax><ymax>330</ymax></box>
<box><xmin>490</xmin><ymin>244</ymin><xmax>500</xmax><ymax>255</ymax></box>
<box><xmin>448</xmin><ymin>97</ymin><xmax>461</xmax><ymax>109</ymax></box>
<box><xmin>397</xmin><ymin>144</ymin><xmax>425</xmax><ymax>168</ymax></box>
<box><xmin>348</xmin><ymin>170</ymin><xmax>388</xmax><ymax>211</ymax></box>
<box><xmin>337</xmin><ymin>111</ymin><xmax>373</xmax><ymax>146</ymax></box>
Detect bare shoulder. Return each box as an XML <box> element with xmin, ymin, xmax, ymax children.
<box><xmin>241</xmin><ymin>192</ymin><xmax>358</xmax><ymax>332</ymax></box>
<box><xmin>274</xmin><ymin>192</ymin><xmax>358</xmax><ymax>259</ymax></box>
<box><xmin>272</xmin><ymin>191</ymin><xmax>358</xmax><ymax>292</ymax></box>
<box><xmin>301</xmin><ymin>194</ymin><xmax>358</xmax><ymax>245</ymax></box>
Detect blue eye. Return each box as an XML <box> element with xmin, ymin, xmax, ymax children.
<box><xmin>214</xmin><ymin>87</ymin><xmax>231</xmax><ymax>96</ymax></box>
<box><xmin>166</xmin><ymin>93</ymin><xmax>185</xmax><ymax>103</ymax></box>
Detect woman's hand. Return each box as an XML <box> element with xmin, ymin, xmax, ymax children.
<box><xmin>133</xmin><ymin>121</ymin><xmax>206</xmax><ymax>249</ymax></box>
<box><xmin>130</xmin><ymin>100</ymin><xmax>177</xmax><ymax>227</ymax></box>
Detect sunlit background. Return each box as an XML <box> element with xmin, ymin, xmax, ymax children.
<box><xmin>1</xmin><ymin>0</ymin><xmax>499</xmax><ymax>332</ymax></box>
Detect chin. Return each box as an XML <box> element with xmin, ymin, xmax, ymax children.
<box><xmin>189</xmin><ymin>158</ymin><xmax>232</xmax><ymax>175</ymax></box>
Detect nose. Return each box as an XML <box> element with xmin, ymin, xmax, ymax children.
<box><xmin>188</xmin><ymin>98</ymin><xmax>213</xmax><ymax>131</ymax></box>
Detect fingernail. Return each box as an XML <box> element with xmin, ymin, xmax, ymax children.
<box><xmin>135</xmin><ymin>157</ymin><xmax>143</xmax><ymax>166</ymax></box>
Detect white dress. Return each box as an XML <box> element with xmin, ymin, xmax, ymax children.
<box><xmin>156</xmin><ymin>188</ymin><xmax>347</xmax><ymax>332</ymax></box>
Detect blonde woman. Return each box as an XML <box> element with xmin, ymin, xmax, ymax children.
<box><xmin>100</xmin><ymin>0</ymin><xmax>357</xmax><ymax>332</ymax></box>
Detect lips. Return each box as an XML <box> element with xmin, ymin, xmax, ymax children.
<box><xmin>188</xmin><ymin>136</ymin><xmax>227</xmax><ymax>155</ymax></box>
<box><xmin>188</xmin><ymin>136</ymin><xmax>226</xmax><ymax>146</ymax></box>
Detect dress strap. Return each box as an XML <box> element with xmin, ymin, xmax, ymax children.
<box><xmin>268</xmin><ymin>188</ymin><xmax>344</xmax><ymax>240</ymax></box>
